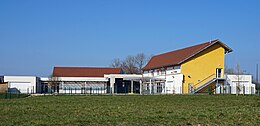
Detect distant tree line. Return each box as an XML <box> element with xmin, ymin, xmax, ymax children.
<box><xmin>225</xmin><ymin>64</ymin><xmax>249</xmax><ymax>75</ymax></box>
<box><xmin>110</xmin><ymin>53</ymin><xmax>152</xmax><ymax>74</ymax></box>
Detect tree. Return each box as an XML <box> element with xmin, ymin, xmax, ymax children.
<box><xmin>225</xmin><ymin>65</ymin><xmax>247</xmax><ymax>75</ymax></box>
<box><xmin>110</xmin><ymin>53</ymin><xmax>150</xmax><ymax>74</ymax></box>
<box><xmin>110</xmin><ymin>58</ymin><xmax>122</xmax><ymax>68</ymax></box>
<box><xmin>122</xmin><ymin>55</ymin><xmax>138</xmax><ymax>74</ymax></box>
<box><xmin>48</xmin><ymin>74</ymin><xmax>61</xmax><ymax>93</ymax></box>
<box><xmin>234</xmin><ymin>64</ymin><xmax>244</xmax><ymax>96</ymax></box>
<box><xmin>135</xmin><ymin>53</ymin><xmax>147</xmax><ymax>74</ymax></box>
<box><xmin>225</xmin><ymin>66</ymin><xmax>236</xmax><ymax>74</ymax></box>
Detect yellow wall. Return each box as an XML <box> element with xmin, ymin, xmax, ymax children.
<box><xmin>181</xmin><ymin>43</ymin><xmax>225</xmax><ymax>94</ymax></box>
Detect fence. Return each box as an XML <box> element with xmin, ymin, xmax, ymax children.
<box><xmin>215</xmin><ymin>85</ymin><xmax>256</xmax><ymax>95</ymax></box>
<box><xmin>0</xmin><ymin>92</ymin><xmax>29</xmax><ymax>99</ymax></box>
<box><xmin>4</xmin><ymin>84</ymin><xmax>259</xmax><ymax>96</ymax></box>
<box><xmin>141</xmin><ymin>84</ymin><xmax>182</xmax><ymax>94</ymax></box>
<box><xmin>62</xmin><ymin>87</ymin><xmax>109</xmax><ymax>95</ymax></box>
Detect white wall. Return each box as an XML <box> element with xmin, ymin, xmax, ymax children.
<box><xmin>143</xmin><ymin>65</ymin><xmax>181</xmax><ymax>77</ymax></box>
<box><xmin>164</xmin><ymin>74</ymin><xmax>183</xmax><ymax>94</ymax></box>
<box><xmin>142</xmin><ymin>65</ymin><xmax>183</xmax><ymax>94</ymax></box>
<box><xmin>4</xmin><ymin>76</ymin><xmax>38</xmax><ymax>93</ymax></box>
<box><xmin>216</xmin><ymin>75</ymin><xmax>255</xmax><ymax>94</ymax></box>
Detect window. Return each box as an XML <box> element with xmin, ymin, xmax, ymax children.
<box><xmin>157</xmin><ymin>83</ymin><xmax>163</xmax><ymax>93</ymax></box>
<box><xmin>161</xmin><ymin>70</ymin><xmax>166</xmax><ymax>75</ymax></box>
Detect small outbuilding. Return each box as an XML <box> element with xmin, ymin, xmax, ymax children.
<box><xmin>216</xmin><ymin>74</ymin><xmax>255</xmax><ymax>94</ymax></box>
<box><xmin>4</xmin><ymin>76</ymin><xmax>41</xmax><ymax>94</ymax></box>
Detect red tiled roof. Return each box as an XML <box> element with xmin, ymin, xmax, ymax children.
<box><xmin>52</xmin><ymin>67</ymin><xmax>122</xmax><ymax>77</ymax></box>
<box><xmin>143</xmin><ymin>40</ymin><xmax>232</xmax><ymax>70</ymax></box>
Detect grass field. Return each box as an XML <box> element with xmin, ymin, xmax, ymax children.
<box><xmin>0</xmin><ymin>95</ymin><xmax>259</xmax><ymax>126</ymax></box>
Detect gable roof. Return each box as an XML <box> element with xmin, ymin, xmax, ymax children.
<box><xmin>143</xmin><ymin>39</ymin><xmax>232</xmax><ymax>70</ymax></box>
<box><xmin>52</xmin><ymin>67</ymin><xmax>122</xmax><ymax>77</ymax></box>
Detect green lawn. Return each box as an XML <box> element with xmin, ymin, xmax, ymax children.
<box><xmin>0</xmin><ymin>95</ymin><xmax>259</xmax><ymax>126</ymax></box>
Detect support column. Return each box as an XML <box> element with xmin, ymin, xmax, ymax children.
<box><xmin>110</xmin><ymin>77</ymin><xmax>115</xmax><ymax>95</ymax></box>
<box><xmin>59</xmin><ymin>81</ymin><xmax>63</xmax><ymax>94</ymax></box>
<box><xmin>139</xmin><ymin>80</ymin><xmax>142</xmax><ymax>94</ymax></box>
<box><xmin>131</xmin><ymin>80</ymin><xmax>134</xmax><ymax>94</ymax></box>
<box><xmin>149</xmin><ymin>79</ymin><xmax>152</xmax><ymax>94</ymax></box>
<box><xmin>84</xmin><ymin>81</ymin><xmax>87</xmax><ymax>94</ymax></box>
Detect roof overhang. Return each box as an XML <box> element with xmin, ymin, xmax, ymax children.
<box><xmin>217</xmin><ymin>40</ymin><xmax>233</xmax><ymax>54</ymax></box>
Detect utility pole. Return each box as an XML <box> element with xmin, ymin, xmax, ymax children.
<box><xmin>257</xmin><ymin>63</ymin><xmax>259</xmax><ymax>83</ymax></box>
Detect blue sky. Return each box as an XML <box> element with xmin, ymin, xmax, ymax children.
<box><xmin>0</xmin><ymin>0</ymin><xmax>260</xmax><ymax>77</ymax></box>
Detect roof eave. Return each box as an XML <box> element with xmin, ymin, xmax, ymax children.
<box><xmin>142</xmin><ymin>63</ymin><xmax>180</xmax><ymax>71</ymax></box>
<box><xmin>217</xmin><ymin>40</ymin><xmax>233</xmax><ymax>53</ymax></box>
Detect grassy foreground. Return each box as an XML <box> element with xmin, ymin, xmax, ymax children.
<box><xmin>0</xmin><ymin>95</ymin><xmax>259</xmax><ymax>126</ymax></box>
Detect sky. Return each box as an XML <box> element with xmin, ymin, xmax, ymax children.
<box><xmin>0</xmin><ymin>0</ymin><xmax>260</xmax><ymax>78</ymax></box>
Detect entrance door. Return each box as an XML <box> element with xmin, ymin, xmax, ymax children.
<box><xmin>216</xmin><ymin>68</ymin><xmax>222</xmax><ymax>78</ymax></box>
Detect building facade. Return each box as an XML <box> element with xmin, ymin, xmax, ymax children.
<box><xmin>45</xmin><ymin>67</ymin><xmax>142</xmax><ymax>94</ymax></box>
<box><xmin>4</xmin><ymin>76</ymin><xmax>41</xmax><ymax>93</ymax></box>
<box><xmin>215</xmin><ymin>74</ymin><xmax>255</xmax><ymax>94</ymax></box>
<box><xmin>142</xmin><ymin>39</ymin><xmax>232</xmax><ymax>94</ymax></box>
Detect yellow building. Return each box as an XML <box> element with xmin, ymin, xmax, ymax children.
<box><xmin>142</xmin><ymin>39</ymin><xmax>232</xmax><ymax>94</ymax></box>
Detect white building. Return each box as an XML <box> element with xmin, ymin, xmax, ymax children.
<box><xmin>4</xmin><ymin>76</ymin><xmax>41</xmax><ymax>94</ymax></box>
<box><xmin>142</xmin><ymin>66</ymin><xmax>183</xmax><ymax>94</ymax></box>
<box><xmin>216</xmin><ymin>74</ymin><xmax>255</xmax><ymax>94</ymax></box>
<box><xmin>47</xmin><ymin>67</ymin><xmax>143</xmax><ymax>94</ymax></box>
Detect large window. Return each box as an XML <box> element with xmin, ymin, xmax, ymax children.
<box><xmin>157</xmin><ymin>83</ymin><xmax>163</xmax><ymax>93</ymax></box>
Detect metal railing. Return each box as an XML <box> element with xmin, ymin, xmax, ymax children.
<box><xmin>193</xmin><ymin>74</ymin><xmax>216</xmax><ymax>93</ymax></box>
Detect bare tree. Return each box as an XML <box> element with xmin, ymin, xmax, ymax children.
<box><xmin>225</xmin><ymin>66</ymin><xmax>236</xmax><ymax>74</ymax></box>
<box><xmin>234</xmin><ymin>64</ymin><xmax>244</xmax><ymax>96</ymax></box>
<box><xmin>48</xmin><ymin>74</ymin><xmax>61</xmax><ymax>93</ymax></box>
<box><xmin>110</xmin><ymin>58</ymin><xmax>122</xmax><ymax>68</ymax></box>
<box><xmin>110</xmin><ymin>53</ymin><xmax>151</xmax><ymax>74</ymax></box>
<box><xmin>135</xmin><ymin>53</ymin><xmax>146</xmax><ymax>74</ymax></box>
<box><xmin>122</xmin><ymin>55</ymin><xmax>138</xmax><ymax>74</ymax></box>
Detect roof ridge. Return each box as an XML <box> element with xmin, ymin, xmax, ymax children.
<box><xmin>153</xmin><ymin>40</ymin><xmax>218</xmax><ymax>57</ymax></box>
